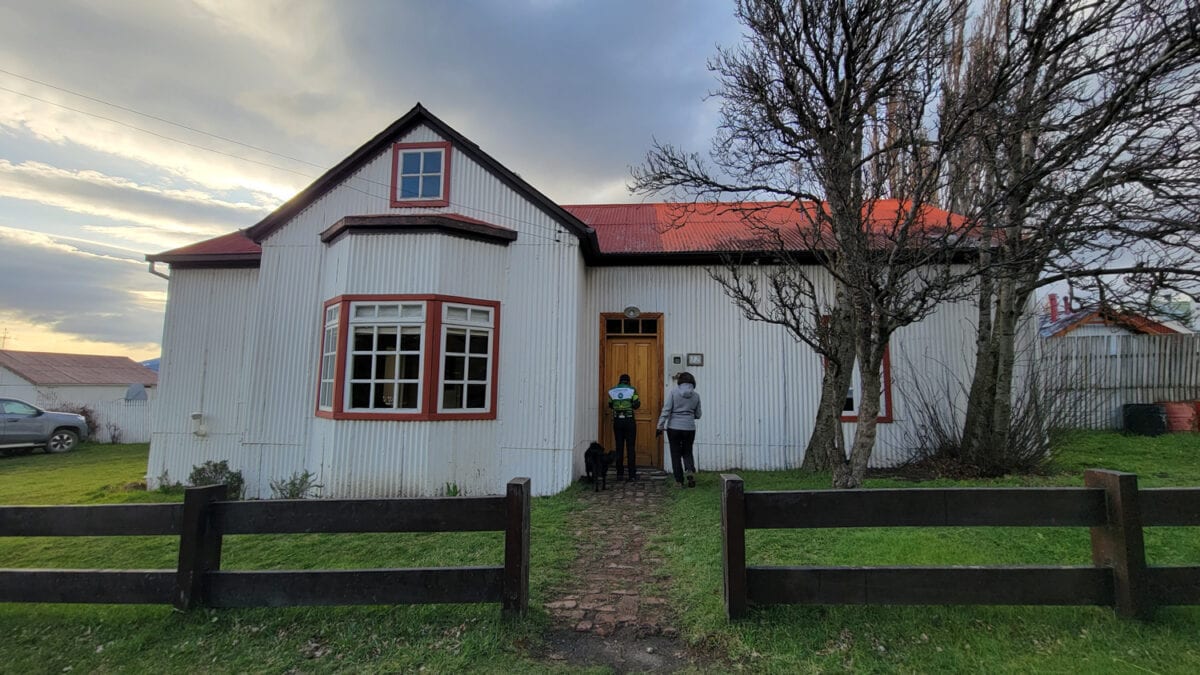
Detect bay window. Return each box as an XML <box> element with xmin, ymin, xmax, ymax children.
<box><xmin>316</xmin><ymin>295</ymin><xmax>498</xmax><ymax>421</ymax></box>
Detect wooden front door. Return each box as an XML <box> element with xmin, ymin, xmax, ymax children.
<box><xmin>599</xmin><ymin>314</ymin><xmax>663</xmax><ymax>469</ymax></box>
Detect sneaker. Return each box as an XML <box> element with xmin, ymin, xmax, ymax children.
<box><xmin>687</xmin><ymin>475</ymin><xmax>696</xmax><ymax>488</ymax></box>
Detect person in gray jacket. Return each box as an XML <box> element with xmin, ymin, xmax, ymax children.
<box><xmin>657</xmin><ymin>371</ymin><xmax>702</xmax><ymax>488</ymax></box>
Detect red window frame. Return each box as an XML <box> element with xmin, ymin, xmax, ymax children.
<box><xmin>839</xmin><ymin>348</ymin><xmax>894</xmax><ymax>424</ymax></box>
<box><xmin>390</xmin><ymin>141</ymin><xmax>452</xmax><ymax>208</ymax></box>
<box><xmin>315</xmin><ymin>294</ymin><xmax>499</xmax><ymax>421</ymax></box>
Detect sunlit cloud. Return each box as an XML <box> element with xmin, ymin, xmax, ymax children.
<box><xmin>0</xmin><ymin>159</ymin><xmax>271</xmax><ymax>239</ymax></box>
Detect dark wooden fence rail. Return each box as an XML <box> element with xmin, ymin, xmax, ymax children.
<box><xmin>0</xmin><ymin>478</ymin><xmax>531</xmax><ymax>616</ymax></box>
<box><xmin>721</xmin><ymin>470</ymin><xmax>1200</xmax><ymax>620</ymax></box>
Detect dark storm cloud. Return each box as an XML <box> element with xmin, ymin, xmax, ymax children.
<box><xmin>0</xmin><ymin>228</ymin><xmax>165</xmax><ymax>346</ymax></box>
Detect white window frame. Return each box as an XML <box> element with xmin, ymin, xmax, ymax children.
<box><xmin>397</xmin><ymin>148</ymin><xmax>446</xmax><ymax>201</ymax></box>
<box><xmin>437</xmin><ymin>303</ymin><xmax>494</xmax><ymax>414</ymax></box>
<box><xmin>344</xmin><ymin>301</ymin><xmax>426</xmax><ymax>414</ymax></box>
<box><xmin>317</xmin><ymin>304</ymin><xmax>340</xmax><ymax>410</ymax></box>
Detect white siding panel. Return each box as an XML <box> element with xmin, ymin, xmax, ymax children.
<box><xmin>148</xmin><ymin>268</ymin><xmax>257</xmax><ymax>487</ymax></box>
<box><xmin>585</xmin><ymin>265</ymin><xmax>981</xmax><ymax>472</ymax></box>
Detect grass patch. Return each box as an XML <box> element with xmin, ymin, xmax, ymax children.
<box><xmin>660</xmin><ymin>430</ymin><xmax>1200</xmax><ymax>673</ymax></box>
<box><xmin>0</xmin><ymin>444</ymin><xmax>580</xmax><ymax>673</ymax></box>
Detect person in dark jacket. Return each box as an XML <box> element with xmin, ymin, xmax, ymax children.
<box><xmin>607</xmin><ymin>373</ymin><xmax>641</xmax><ymax>481</ymax></box>
<box><xmin>657</xmin><ymin>371</ymin><xmax>702</xmax><ymax>487</ymax></box>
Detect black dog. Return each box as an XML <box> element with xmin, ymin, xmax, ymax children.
<box><xmin>584</xmin><ymin>441</ymin><xmax>617</xmax><ymax>492</ymax></box>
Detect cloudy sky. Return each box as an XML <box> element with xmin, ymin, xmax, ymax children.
<box><xmin>0</xmin><ymin>0</ymin><xmax>741</xmax><ymax>360</ymax></box>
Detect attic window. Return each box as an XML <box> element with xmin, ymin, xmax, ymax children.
<box><xmin>391</xmin><ymin>141</ymin><xmax>451</xmax><ymax>208</ymax></box>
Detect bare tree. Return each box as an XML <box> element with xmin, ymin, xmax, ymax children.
<box><xmin>632</xmin><ymin>0</ymin><xmax>982</xmax><ymax>487</ymax></box>
<box><xmin>949</xmin><ymin>0</ymin><xmax>1200</xmax><ymax>468</ymax></box>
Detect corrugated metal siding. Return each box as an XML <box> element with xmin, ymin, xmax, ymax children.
<box><xmin>154</xmin><ymin>123</ymin><xmax>582</xmax><ymax>497</ymax></box>
<box><xmin>584</xmin><ymin>266</ymin><xmax>981</xmax><ymax>472</ymax></box>
<box><xmin>148</xmin><ymin>268</ymin><xmax>258</xmax><ymax>487</ymax></box>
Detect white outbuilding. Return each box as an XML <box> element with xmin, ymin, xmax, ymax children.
<box><xmin>145</xmin><ymin>104</ymin><xmax>985</xmax><ymax>497</ymax></box>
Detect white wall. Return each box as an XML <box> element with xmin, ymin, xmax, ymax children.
<box><xmin>582</xmin><ymin>265</ymin><xmax>980</xmax><ymax>473</ymax></box>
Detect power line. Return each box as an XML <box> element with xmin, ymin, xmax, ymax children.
<box><xmin>0</xmin><ymin>67</ymin><xmax>324</xmax><ymax>170</ymax></box>
<box><xmin>0</xmin><ymin>71</ymin><xmax>577</xmax><ymax>245</ymax></box>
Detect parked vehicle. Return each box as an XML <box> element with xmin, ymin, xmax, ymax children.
<box><xmin>0</xmin><ymin>398</ymin><xmax>89</xmax><ymax>455</ymax></box>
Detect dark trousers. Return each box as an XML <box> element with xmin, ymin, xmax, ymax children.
<box><xmin>612</xmin><ymin>417</ymin><xmax>637</xmax><ymax>478</ymax></box>
<box><xmin>667</xmin><ymin>429</ymin><xmax>696</xmax><ymax>484</ymax></box>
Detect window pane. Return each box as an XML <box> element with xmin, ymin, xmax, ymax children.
<box><xmin>422</xmin><ymin>150</ymin><xmax>442</xmax><ymax>173</ymax></box>
<box><xmin>375</xmin><ymin>355</ymin><xmax>395</xmax><ymax>379</ymax></box>
<box><xmin>400</xmin><ymin>304</ymin><xmax>422</xmax><ymax>318</ymax></box>
<box><xmin>377</xmin><ymin>305</ymin><xmax>399</xmax><ymax>318</ymax></box>
<box><xmin>469</xmin><ymin>308</ymin><xmax>490</xmax><ymax>323</ymax></box>
<box><xmin>324</xmin><ymin>327</ymin><xmax>336</xmax><ymax>347</ymax></box>
<box><xmin>466</xmin><ymin>384</ymin><xmax>486</xmax><ymax>408</ymax></box>
<box><xmin>468</xmin><ymin>333</ymin><xmax>488</xmax><ymax>354</ymax></box>
<box><xmin>377</xmin><ymin>327</ymin><xmax>397</xmax><ymax>351</ymax></box>
<box><xmin>399</xmin><ymin>383</ymin><xmax>419</xmax><ymax>409</ymax></box>
<box><xmin>321</xmin><ymin>354</ymin><xmax>335</xmax><ymax>378</ymax></box>
<box><xmin>445</xmin><ymin>329</ymin><xmax>467</xmax><ymax>353</ymax></box>
<box><xmin>641</xmin><ymin>319</ymin><xmax>657</xmax><ymax>333</ymax></box>
<box><xmin>606</xmin><ymin>319</ymin><xmax>621</xmax><ymax>334</ymax></box>
<box><xmin>400</xmin><ymin>331</ymin><xmax>421</xmax><ymax>351</ymax></box>
<box><xmin>444</xmin><ymin>355</ymin><xmax>465</xmax><ymax>380</ymax></box>
<box><xmin>420</xmin><ymin>176</ymin><xmax>441</xmax><ymax>198</ymax></box>
<box><xmin>377</xmin><ymin>382</ymin><xmax>395</xmax><ymax>408</ymax></box>
<box><xmin>350</xmin><ymin>383</ymin><xmax>371</xmax><ymax>408</ymax></box>
<box><xmin>352</xmin><ymin>355</ymin><xmax>373</xmax><ymax>379</ymax></box>
<box><xmin>325</xmin><ymin>306</ymin><xmax>338</xmax><ymax>323</ymax></box>
<box><xmin>467</xmin><ymin>356</ymin><xmax>488</xmax><ymax>381</ymax></box>
<box><xmin>399</xmin><ymin>354</ymin><xmax>421</xmax><ymax>379</ymax></box>
<box><xmin>400</xmin><ymin>176</ymin><xmax>420</xmax><ymax>198</ymax></box>
<box><xmin>624</xmin><ymin>319</ymin><xmax>639</xmax><ymax>333</ymax></box>
<box><xmin>443</xmin><ymin>384</ymin><xmax>463</xmax><ymax>409</ymax></box>
<box><xmin>446</xmin><ymin>306</ymin><xmax>469</xmax><ymax>322</ymax></box>
<box><xmin>354</xmin><ymin>305</ymin><xmax>376</xmax><ymax>318</ymax></box>
<box><xmin>401</xmin><ymin>152</ymin><xmax>421</xmax><ymax>174</ymax></box>
<box><xmin>319</xmin><ymin>383</ymin><xmax>332</xmax><ymax>407</ymax></box>
<box><xmin>353</xmin><ymin>327</ymin><xmax>374</xmax><ymax>350</ymax></box>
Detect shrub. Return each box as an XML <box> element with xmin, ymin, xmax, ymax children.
<box><xmin>444</xmin><ymin>482</ymin><xmax>461</xmax><ymax>497</ymax></box>
<box><xmin>41</xmin><ymin>399</ymin><xmax>98</xmax><ymax>442</ymax></box>
<box><xmin>269</xmin><ymin>471</ymin><xmax>323</xmax><ymax>499</ymax></box>
<box><xmin>155</xmin><ymin>469</ymin><xmax>183</xmax><ymax>494</ymax></box>
<box><xmin>188</xmin><ymin>460</ymin><xmax>245</xmax><ymax>499</ymax></box>
<box><xmin>105</xmin><ymin>421</ymin><xmax>123</xmax><ymax>444</ymax></box>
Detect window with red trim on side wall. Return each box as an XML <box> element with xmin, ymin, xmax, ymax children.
<box><xmin>390</xmin><ymin>141</ymin><xmax>451</xmax><ymax>208</ymax></box>
<box><xmin>315</xmin><ymin>295</ymin><xmax>498</xmax><ymax>421</ymax></box>
<box><xmin>840</xmin><ymin>348</ymin><xmax>894</xmax><ymax>423</ymax></box>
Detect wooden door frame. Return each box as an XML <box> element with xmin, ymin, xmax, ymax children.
<box><xmin>598</xmin><ymin>312</ymin><xmax>664</xmax><ymax>467</ymax></box>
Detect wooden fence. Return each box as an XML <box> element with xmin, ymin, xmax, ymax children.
<box><xmin>720</xmin><ymin>471</ymin><xmax>1200</xmax><ymax>619</ymax></box>
<box><xmin>1039</xmin><ymin>334</ymin><xmax>1200</xmax><ymax>429</ymax></box>
<box><xmin>0</xmin><ymin>478</ymin><xmax>531</xmax><ymax>615</ymax></box>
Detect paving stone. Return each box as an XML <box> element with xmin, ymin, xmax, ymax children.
<box><xmin>544</xmin><ymin>600</ymin><xmax>578</xmax><ymax>610</ymax></box>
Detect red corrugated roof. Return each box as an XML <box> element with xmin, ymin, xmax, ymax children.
<box><xmin>0</xmin><ymin>350</ymin><xmax>158</xmax><ymax>386</ymax></box>
<box><xmin>565</xmin><ymin>200</ymin><xmax>969</xmax><ymax>254</ymax></box>
<box><xmin>148</xmin><ymin>200</ymin><xmax>969</xmax><ymax>261</ymax></box>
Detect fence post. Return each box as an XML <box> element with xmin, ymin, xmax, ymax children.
<box><xmin>1085</xmin><ymin>470</ymin><xmax>1151</xmax><ymax>619</ymax></box>
<box><xmin>502</xmin><ymin>477</ymin><xmax>531</xmax><ymax>617</ymax></box>
<box><xmin>721</xmin><ymin>474</ymin><xmax>748</xmax><ymax>619</ymax></box>
<box><xmin>174</xmin><ymin>484</ymin><xmax>227</xmax><ymax>611</ymax></box>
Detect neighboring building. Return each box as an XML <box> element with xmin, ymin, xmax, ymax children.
<box><xmin>1039</xmin><ymin>294</ymin><xmax>1193</xmax><ymax>339</ymax></box>
<box><xmin>145</xmin><ymin>104</ymin><xmax>991</xmax><ymax>498</ymax></box>
<box><xmin>0</xmin><ymin>349</ymin><xmax>158</xmax><ymax>442</ymax></box>
<box><xmin>0</xmin><ymin>349</ymin><xmax>158</xmax><ymax>405</ymax></box>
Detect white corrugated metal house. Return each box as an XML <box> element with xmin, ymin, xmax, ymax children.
<box><xmin>0</xmin><ymin>349</ymin><xmax>157</xmax><ymax>442</ymax></box>
<box><xmin>145</xmin><ymin>104</ymin><xmax>984</xmax><ymax>497</ymax></box>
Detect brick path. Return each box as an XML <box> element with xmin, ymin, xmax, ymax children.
<box><xmin>542</xmin><ymin>471</ymin><xmax>679</xmax><ymax>639</ymax></box>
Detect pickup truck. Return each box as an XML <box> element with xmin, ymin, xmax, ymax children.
<box><xmin>0</xmin><ymin>398</ymin><xmax>90</xmax><ymax>455</ymax></box>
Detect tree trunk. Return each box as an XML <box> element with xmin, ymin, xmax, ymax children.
<box><xmin>833</xmin><ymin>342</ymin><xmax>886</xmax><ymax>489</ymax></box>
<box><xmin>801</xmin><ymin>312</ymin><xmax>857</xmax><ymax>472</ymax></box>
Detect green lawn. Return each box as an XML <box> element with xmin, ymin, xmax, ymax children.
<box><xmin>659</xmin><ymin>430</ymin><xmax>1200</xmax><ymax>673</ymax></box>
<box><xmin>2</xmin><ymin>434</ymin><xmax>1199</xmax><ymax>673</ymax></box>
<box><xmin>0</xmin><ymin>445</ymin><xmax>583</xmax><ymax>674</ymax></box>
